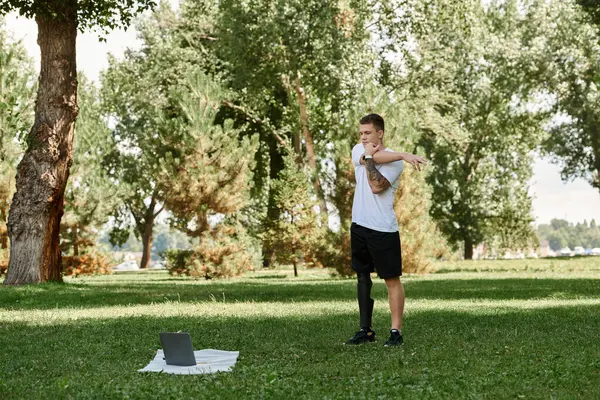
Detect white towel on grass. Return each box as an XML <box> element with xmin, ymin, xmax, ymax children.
<box><xmin>138</xmin><ymin>349</ymin><xmax>239</xmax><ymax>375</ymax></box>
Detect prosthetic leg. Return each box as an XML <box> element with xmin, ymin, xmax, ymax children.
<box><xmin>357</xmin><ymin>272</ymin><xmax>374</xmax><ymax>329</ymax></box>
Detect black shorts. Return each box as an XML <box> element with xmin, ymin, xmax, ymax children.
<box><xmin>351</xmin><ymin>222</ymin><xmax>402</xmax><ymax>279</ymax></box>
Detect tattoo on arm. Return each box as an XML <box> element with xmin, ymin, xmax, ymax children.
<box><xmin>364</xmin><ymin>158</ymin><xmax>390</xmax><ymax>193</ymax></box>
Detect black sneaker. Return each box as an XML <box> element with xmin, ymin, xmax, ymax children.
<box><xmin>384</xmin><ymin>330</ymin><xmax>403</xmax><ymax>347</ymax></box>
<box><xmin>345</xmin><ymin>328</ymin><xmax>376</xmax><ymax>345</ymax></box>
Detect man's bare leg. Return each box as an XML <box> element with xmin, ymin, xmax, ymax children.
<box><xmin>384</xmin><ymin>277</ymin><xmax>404</xmax><ymax>330</ymax></box>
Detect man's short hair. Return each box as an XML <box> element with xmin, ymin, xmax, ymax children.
<box><xmin>359</xmin><ymin>113</ymin><xmax>384</xmax><ymax>132</ymax></box>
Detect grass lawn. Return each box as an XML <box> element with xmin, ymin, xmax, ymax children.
<box><xmin>1</xmin><ymin>258</ymin><xmax>599</xmax><ymax>399</ymax></box>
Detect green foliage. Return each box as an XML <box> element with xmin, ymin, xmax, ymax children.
<box><xmin>60</xmin><ymin>76</ymin><xmax>117</xmax><ymax>256</ymax></box>
<box><xmin>0</xmin><ymin>29</ymin><xmax>34</xmax><ymax>146</ymax></box>
<box><xmin>6</xmin><ymin>0</ymin><xmax>593</xmax><ymax>275</ymax></box>
<box><xmin>406</xmin><ymin>0</ymin><xmax>545</xmax><ymax>257</ymax></box>
<box><xmin>214</xmin><ymin>0</ymin><xmax>365</xmax><ymax>109</ymax></box>
<box><xmin>576</xmin><ymin>0</ymin><xmax>600</xmax><ymax>27</ymax></box>
<box><xmin>100</xmin><ymin>6</ymin><xmax>189</xmax><ymax>256</ymax></box>
<box><xmin>303</xmin><ymin>227</ymin><xmax>352</xmax><ymax>276</ymax></box>
<box><xmin>98</xmin><ymin>226</ymin><xmax>143</xmax><ymax>252</ymax></box>
<box><xmin>0</xmin><ymin>0</ymin><xmax>157</xmax><ymax>33</ymax></box>
<box><xmin>181</xmin><ymin>0</ymin><xmax>373</xmax><ymax>251</ymax></box>
<box><xmin>0</xmin><ymin>248</ymin><xmax>6</xmax><ymax>275</ymax></box>
<box><xmin>108</xmin><ymin>227</ymin><xmax>131</xmax><ymax>248</ymax></box>
<box><xmin>61</xmin><ymin>253</ymin><xmax>113</xmax><ymax>277</ymax></box>
<box><xmin>537</xmin><ymin>218</ymin><xmax>600</xmax><ymax>250</ymax></box>
<box><xmin>0</xmin><ymin>24</ymin><xmax>35</xmax><ymax>241</ymax></box>
<box><xmin>535</xmin><ymin>1</ymin><xmax>600</xmax><ymax>191</ymax></box>
<box><xmin>165</xmin><ymin>225</ymin><xmax>259</xmax><ymax>279</ymax></box>
<box><xmin>264</xmin><ymin>153</ymin><xmax>321</xmax><ymax>273</ymax></box>
<box><xmin>163</xmin><ymin>248</ymin><xmax>193</xmax><ymax>275</ymax></box>
<box><xmin>159</xmin><ymin>70</ymin><xmax>258</xmax><ymax>237</ymax></box>
<box><xmin>152</xmin><ymin>224</ymin><xmax>191</xmax><ymax>255</ymax></box>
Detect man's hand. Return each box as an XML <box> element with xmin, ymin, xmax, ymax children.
<box><xmin>363</xmin><ymin>142</ymin><xmax>381</xmax><ymax>156</ymax></box>
<box><xmin>402</xmin><ymin>153</ymin><xmax>428</xmax><ymax>171</ymax></box>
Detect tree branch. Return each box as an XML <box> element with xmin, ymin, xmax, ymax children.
<box><xmin>153</xmin><ymin>205</ymin><xmax>165</xmax><ymax>218</ymax></box>
<box><xmin>221</xmin><ymin>100</ymin><xmax>288</xmax><ymax>147</ymax></box>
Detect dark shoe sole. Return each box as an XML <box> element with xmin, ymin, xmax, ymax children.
<box><xmin>344</xmin><ymin>336</ymin><xmax>376</xmax><ymax>345</ymax></box>
<box><xmin>384</xmin><ymin>335</ymin><xmax>403</xmax><ymax>347</ymax></box>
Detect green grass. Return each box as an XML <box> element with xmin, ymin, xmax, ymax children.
<box><xmin>432</xmin><ymin>256</ymin><xmax>600</xmax><ymax>274</ymax></box>
<box><xmin>1</xmin><ymin>261</ymin><xmax>599</xmax><ymax>399</ymax></box>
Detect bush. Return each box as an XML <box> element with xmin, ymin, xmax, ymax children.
<box><xmin>163</xmin><ymin>249</ymin><xmax>195</xmax><ymax>276</ymax></box>
<box><xmin>303</xmin><ymin>227</ymin><xmax>353</xmax><ymax>276</ymax></box>
<box><xmin>0</xmin><ymin>250</ymin><xmax>114</xmax><ymax>278</ymax></box>
<box><xmin>62</xmin><ymin>253</ymin><xmax>113</xmax><ymax>277</ymax></box>
<box><xmin>165</xmin><ymin>225</ymin><xmax>259</xmax><ymax>279</ymax></box>
<box><xmin>0</xmin><ymin>249</ymin><xmax>7</xmax><ymax>276</ymax></box>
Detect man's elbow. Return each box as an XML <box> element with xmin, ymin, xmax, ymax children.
<box><xmin>370</xmin><ymin>183</ymin><xmax>391</xmax><ymax>194</ymax></box>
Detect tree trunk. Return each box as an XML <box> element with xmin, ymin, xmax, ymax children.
<box><xmin>4</xmin><ymin>4</ymin><xmax>78</xmax><ymax>285</ymax></box>
<box><xmin>140</xmin><ymin>212</ymin><xmax>154</xmax><ymax>269</ymax></box>
<box><xmin>464</xmin><ymin>237</ymin><xmax>474</xmax><ymax>260</ymax></box>
<box><xmin>72</xmin><ymin>225</ymin><xmax>79</xmax><ymax>257</ymax></box>
<box><xmin>0</xmin><ymin>205</ymin><xmax>7</xmax><ymax>250</ymax></box>
<box><xmin>262</xmin><ymin>134</ymin><xmax>285</xmax><ymax>268</ymax></box>
<box><xmin>292</xmin><ymin>129</ymin><xmax>301</xmax><ymax>164</ymax></box>
<box><xmin>294</xmin><ymin>75</ymin><xmax>328</xmax><ymax>227</ymax></box>
<box><xmin>293</xmin><ymin>258</ymin><xmax>298</xmax><ymax>277</ymax></box>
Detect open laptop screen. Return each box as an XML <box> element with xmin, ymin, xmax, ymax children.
<box><xmin>159</xmin><ymin>332</ymin><xmax>197</xmax><ymax>366</ymax></box>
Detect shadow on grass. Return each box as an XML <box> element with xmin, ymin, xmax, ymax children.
<box><xmin>407</xmin><ymin>278</ymin><xmax>600</xmax><ymax>301</ymax></box>
<box><xmin>0</xmin><ymin>303</ymin><xmax>598</xmax><ymax>399</ymax></box>
<box><xmin>0</xmin><ymin>276</ymin><xmax>599</xmax><ymax>311</ymax></box>
<box><xmin>249</xmin><ymin>274</ymin><xmax>289</xmax><ymax>280</ymax></box>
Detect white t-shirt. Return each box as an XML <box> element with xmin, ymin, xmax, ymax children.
<box><xmin>351</xmin><ymin>143</ymin><xmax>404</xmax><ymax>233</ymax></box>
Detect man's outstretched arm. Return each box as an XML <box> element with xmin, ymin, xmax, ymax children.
<box><xmin>359</xmin><ymin>143</ymin><xmax>428</xmax><ymax>170</ymax></box>
<box><xmin>364</xmin><ymin>158</ymin><xmax>391</xmax><ymax>194</ymax></box>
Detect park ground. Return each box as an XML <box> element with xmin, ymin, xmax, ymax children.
<box><xmin>1</xmin><ymin>258</ymin><xmax>599</xmax><ymax>399</ymax></box>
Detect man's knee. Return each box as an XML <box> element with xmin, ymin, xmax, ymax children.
<box><xmin>357</xmin><ymin>272</ymin><xmax>372</xmax><ymax>289</ymax></box>
<box><xmin>357</xmin><ymin>272</ymin><xmax>372</xmax><ymax>283</ymax></box>
<box><xmin>384</xmin><ymin>276</ymin><xmax>401</xmax><ymax>287</ymax></box>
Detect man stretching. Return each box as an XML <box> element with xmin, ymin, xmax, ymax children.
<box><xmin>345</xmin><ymin>113</ymin><xmax>427</xmax><ymax>347</ymax></box>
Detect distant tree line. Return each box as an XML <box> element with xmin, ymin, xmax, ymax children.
<box><xmin>537</xmin><ymin>219</ymin><xmax>600</xmax><ymax>251</ymax></box>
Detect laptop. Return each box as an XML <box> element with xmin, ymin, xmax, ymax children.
<box><xmin>159</xmin><ymin>332</ymin><xmax>197</xmax><ymax>366</ymax></box>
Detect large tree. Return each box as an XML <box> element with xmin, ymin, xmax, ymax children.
<box><xmin>1</xmin><ymin>0</ymin><xmax>156</xmax><ymax>285</ymax></box>
<box><xmin>539</xmin><ymin>1</ymin><xmax>600</xmax><ymax>197</ymax></box>
<box><xmin>405</xmin><ymin>0</ymin><xmax>545</xmax><ymax>258</ymax></box>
